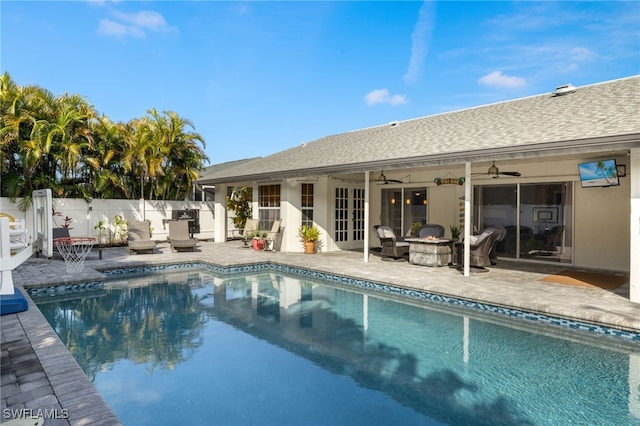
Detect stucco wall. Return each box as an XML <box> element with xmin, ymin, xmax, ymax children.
<box><xmin>574</xmin><ymin>180</ymin><xmax>630</xmax><ymax>272</ymax></box>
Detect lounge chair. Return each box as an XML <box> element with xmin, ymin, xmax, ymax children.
<box><xmin>376</xmin><ymin>225</ymin><xmax>409</xmax><ymax>261</ymax></box>
<box><xmin>418</xmin><ymin>224</ymin><xmax>445</xmax><ymax>238</ymax></box>
<box><xmin>128</xmin><ymin>221</ymin><xmax>157</xmax><ymax>254</ymax></box>
<box><xmin>242</xmin><ymin>218</ymin><xmax>259</xmax><ymax>247</ymax></box>
<box><xmin>168</xmin><ymin>220</ymin><xmax>198</xmax><ymax>252</ymax></box>
<box><xmin>264</xmin><ymin>219</ymin><xmax>283</xmax><ymax>251</ymax></box>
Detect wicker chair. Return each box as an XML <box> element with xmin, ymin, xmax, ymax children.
<box><xmin>376</xmin><ymin>225</ymin><xmax>410</xmax><ymax>261</ymax></box>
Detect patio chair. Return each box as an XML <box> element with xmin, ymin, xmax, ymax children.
<box><xmin>264</xmin><ymin>219</ymin><xmax>283</xmax><ymax>251</ymax></box>
<box><xmin>242</xmin><ymin>218</ymin><xmax>259</xmax><ymax>247</ymax></box>
<box><xmin>168</xmin><ymin>220</ymin><xmax>198</xmax><ymax>252</ymax></box>
<box><xmin>128</xmin><ymin>221</ymin><xmax>157</xmax><ymax>254</ymax></box>
<box><xmin>467</xmin><ymin>228</ymin><xmax>501</xmax><ymax>269</ymax></box>
<box><xmin>488</xmin><ymin>226</ymin><xmax>507</xmax><ymax>265</ymax></box>
<box><xmin>376</xmin><ymin>225</ymin><xmax>410</xmax><ymax>261</ymax></box>
<box><xmin>418</xmin><ymin>224</ymin><xmax>445</xmax><ymax>238</ymax></box>
<box><xmin>540</xmin><ymin>225</ymin><xmax>565</xmax><ymax>255</ymax></box>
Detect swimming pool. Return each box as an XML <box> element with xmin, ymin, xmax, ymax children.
<box><xmin>33</xmin><ymin>266</ymin><xmax>640</xmax><ymax>425</ymax></box>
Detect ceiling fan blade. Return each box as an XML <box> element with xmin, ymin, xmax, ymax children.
<box><xmin>386</xmin><ymin>179</ymin><xmax>403</xmax><ymax>183</ymax></box>
<box><xmin>500</xmin><ymin>171</ymin><xmax>522</xmax><ymax>177</ymax></box>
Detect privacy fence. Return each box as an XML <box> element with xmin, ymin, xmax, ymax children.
<box><xmin>0</xmin><ymin>198</ymin><xmax>217</xmax><ymax>245</ymax></box>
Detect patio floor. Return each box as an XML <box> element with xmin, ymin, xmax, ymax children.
<box><xmin>2</xmin><ymin>240</ymin><xmax>639</xmax><ymax>425</ymax></box>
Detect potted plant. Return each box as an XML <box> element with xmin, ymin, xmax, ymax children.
<box><xmin>251</xmin><ymin>230</ymin><xmax>267</xmax><ymax>251</ymax></box>
<box><xmin>450</xmin><ymin>224</ymin><xmax>462</xmax><ymax>241</ymax></box>
<box><xmin>298</xmin><ymin>225</ymin><xmax>321</xmax><ymax>254</ymax></box>
<box><xmin>94</xmin><ymin>219</ymin><xmax>107</xmax><ymax>246</ymax></box>
<box><xmin>227</xmin><ymin>186</ymin><xmax>253</xmax><ymax>236</ymax></box>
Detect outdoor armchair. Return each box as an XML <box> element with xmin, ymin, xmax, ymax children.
<box><xmin>264</xmin><ymin>219</ymin><xmax>283</xmax><ymax>251</ymax></box>
<box><xmin>467</xmin><ymin>228</ymin><xmax>501</xmax><ymax>268</ymax></box>
<box><xmin>418</xmin><ymin>224</ymin><xmax>445</xmax><ymax>238</ymax></box>
<box><xmin>376</xmin><ymin>225</ymin><xmax>410</xmax><ymax>261</ymax></box>
<box><xmin>242</xmin><ymin>219</ymin><xmax>259</xmax><ymax>247</ymax></box>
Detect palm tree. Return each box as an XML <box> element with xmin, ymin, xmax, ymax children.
<box><xmin>1</xmin><ymin>74</ymin><xmax>60</xmax><ymax>208</ymax></box>
<box><xmin>1</xmin><ymin>73</ymin><xmax>209</xmax><ymax>203</ymax></box>
<box><xmin>46</xmin><ymin>93</ymin><xmax>97</xmax><ymax>199</ymax></box>
<box><xmin>88</xmin><ymin>116</ymin><xmax>130</xmax><ymax>198</ymax></box>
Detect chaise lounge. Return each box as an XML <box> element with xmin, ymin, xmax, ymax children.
<box><xmin>128</xmin><ymin>221</ymin><xmax>157</xmax><ymax>254</ymax></box>
<box><xmin>168</xmin><ymin>220</ymin><xmax>198</xmax><ymax>252</ymax></box>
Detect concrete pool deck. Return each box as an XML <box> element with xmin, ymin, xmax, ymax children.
<box><xmin>2</xmin><ymin>240</ymin><xmax>639</xmax><ymax>425</ymax></box>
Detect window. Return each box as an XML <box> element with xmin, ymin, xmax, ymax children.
<box><xmin>352</xmin><ymin>188</ymin><xmax>365</xmax><ymax>240</ymax></box>
<box><xmin>258</xmin><ymin>184</ymin><xmax>280</xmax><ymax>229</ymax></box>
<box><xmin>335</xmin><ymin>187</ymin><xmax>348</xmax><ymax>242</ymax></box>
<box><xmin>301</xmin><ymin>183</ymin><xmax>314</xmax><ymax>228</ymax></box>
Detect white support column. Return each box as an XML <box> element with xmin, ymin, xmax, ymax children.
<box><xmin>364</xmin><ymin>171</ymin><xmax>370</xmax><ymax>263</ymax></box>
<box><xmin>213</xmin><ymin>184</ymin><xmax>228</xmax><ymax>243</ymax></box>
<box><xmin>463</xmin><ymin>162</ymin><xmax>472</xmax><ymax>277</ymax></box>
<box><xmin>630</xmin><ymin>148</ymin><xmax>639</xmax><ymax>303</ymax></box>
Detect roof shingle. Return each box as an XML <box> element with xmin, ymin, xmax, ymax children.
<box><xmin>200</xmin><ymin>76</ymin><xmax>640</xmax><ymax>184</ymax></box>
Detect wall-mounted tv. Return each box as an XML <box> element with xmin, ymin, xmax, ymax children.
<box><xmin>578</xmin><ymin>159</ymin><xmax>620</xmax><ymax>188</ymax></box>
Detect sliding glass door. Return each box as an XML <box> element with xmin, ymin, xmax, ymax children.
<box><xmin>381</xmin><ymin>187</ymin><xmax>427</xmax><ymax>237</ymax></box>
<box><xmin>474</xmin><ymin>182</ymin><xmax>572</xmax><ymax>263</ymax></box>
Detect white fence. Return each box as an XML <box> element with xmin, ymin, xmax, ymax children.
<box><xmin>0</xmin><ymin>197</ymin><xmax>216</xmax><ymax>244</ymax></box>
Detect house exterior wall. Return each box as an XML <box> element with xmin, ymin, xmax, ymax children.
<box><xmin>630</xmin><ymin>148</ymin><xmax>640</xmax><ymax>303</ymax></box>
<box><xmin>574</xmin><ymin>179</ymin><xmax>630</xmax><ymax>272</ymax></box>
<box><xmin>242</xmin><ymin>156</ymin><xmax>631</xmax><ymax>273</ymax></box>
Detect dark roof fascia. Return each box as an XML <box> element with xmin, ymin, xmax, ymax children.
<box><xmin>200</xmin><ymin>133</ymin><xmax>640</xmax><ymax>184</ymax></box>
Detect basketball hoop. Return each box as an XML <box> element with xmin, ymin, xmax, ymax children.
<box><xmin>54</xmin><ymin>237</ymin><xmax>96</xmax><ymax>273</ymax></box>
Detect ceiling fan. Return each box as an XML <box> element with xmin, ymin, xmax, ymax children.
<box><xmin>474</xmin><ymin>162</ymin><xmax>522</xmax><ymax>178</ymax></box>
<box><xmin>375</xmin><ymin>171</ymin><xmax>403</xmax><ymax>184</ymax></box>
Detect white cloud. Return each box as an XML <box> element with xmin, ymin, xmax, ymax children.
<box><xmin>404</xmin><ymin>0</ymin><xmax>435</xmax><ymax>84</ymax></box>
<box><xmin>98</xmin><ymin>19</ymin><xmax>145</xmax><ymax>38</ymax></box>
<box><xmin>364</xmin><ymin>89</ymin><xmax>408</xmax><ymax>107</ymax></box>
<box><xmin>569</xmin><ymin>47</ymin><xmax>595</xmax><ymax>62</ymax></box>
<box><xmin>478</xmin><ymin>71</ymin><xmax>526</xmax><ymax>89</ymax></box>
<box><xmin>112</xmin><ymin>10</ymin><xmax>171</xmax><ymax>31</ymax></box>
<box><xmin>98</xmin><ymin>9</ymin><xmax>176</xmax><ymax>39</ymax></box>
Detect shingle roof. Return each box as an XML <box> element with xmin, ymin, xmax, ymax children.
<box><xmin>199</xmin><ymin>76</ymin><xmax>640</xmax><ymax>184</ymax></box>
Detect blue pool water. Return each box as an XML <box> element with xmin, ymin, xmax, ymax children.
<box><xmin>33</xmin><ymin>267</ymin><xmax>640</xmax><ymax>426</ymax></box>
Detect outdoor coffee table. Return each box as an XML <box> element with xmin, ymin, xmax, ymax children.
<box><xmin>405</xmin><ymin>238</ymin><xmax>452</xmax><ymax>267</ymax></box>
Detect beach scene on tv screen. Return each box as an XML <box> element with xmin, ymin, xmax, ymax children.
<box><xmin>578</xmin><ymin>159</ymin><xmax>619</xmax><ymax>187</ymax></box>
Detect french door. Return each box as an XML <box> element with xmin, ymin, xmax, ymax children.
<box><xmin>334</xmin><ymin>186</ymin><xmax>365</xmax><ymax>250</ymax></box>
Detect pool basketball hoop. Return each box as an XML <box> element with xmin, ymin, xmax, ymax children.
<box><xmin>54</xmin><ymin>237</ymin><xmax>96</xmax><ymax>273</ymax></box>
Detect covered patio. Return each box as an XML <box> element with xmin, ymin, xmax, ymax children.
<box><xmin>197</xmin><ymin>76</ymin><xmax>640</xmax><ymax>303</ymax></box>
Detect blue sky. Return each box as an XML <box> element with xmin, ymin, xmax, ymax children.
<box><xmin>2</xmin><ymin>1</ymin><xmax>639</xmax><ymax>166</ymax></box>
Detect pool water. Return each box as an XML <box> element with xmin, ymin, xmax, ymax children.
<box><xmin>34</xmin><ymin>268</ymin><xmax>640</xmax><ymax>426</ymax></box>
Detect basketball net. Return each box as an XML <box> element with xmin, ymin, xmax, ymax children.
<box><xmin>54</xmin><ymin>237</ymin><xmax>95</xmax><ymax>273</ymax></box>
